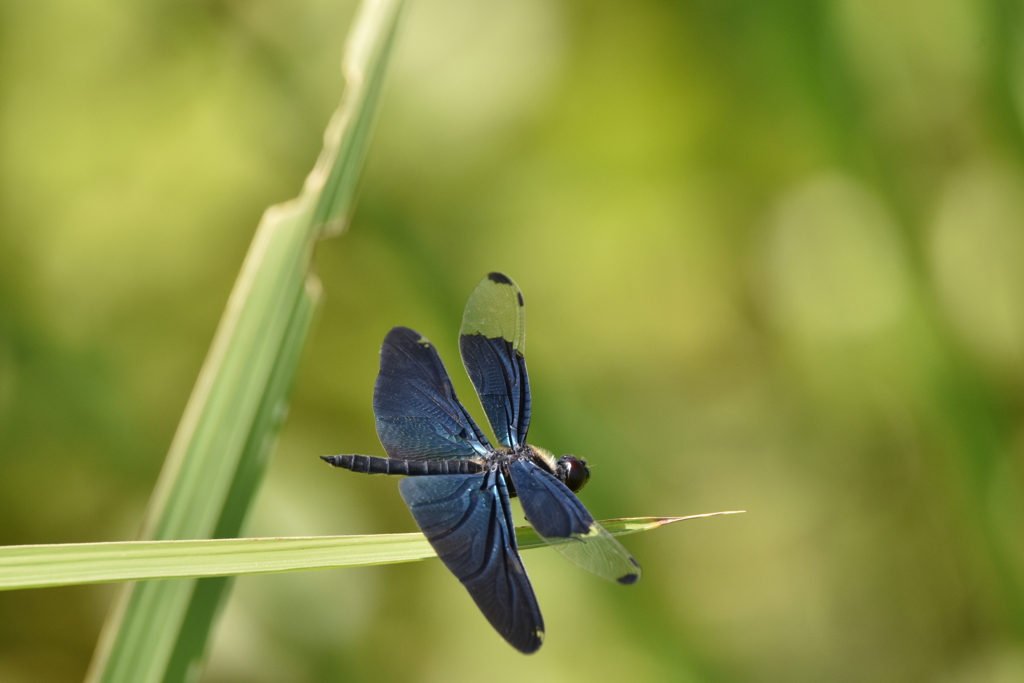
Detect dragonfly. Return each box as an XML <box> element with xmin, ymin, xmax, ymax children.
<box><xmin>322</xmin><ymin>272</ymin><xmax>640</xmax><ymax>653</ymax></box>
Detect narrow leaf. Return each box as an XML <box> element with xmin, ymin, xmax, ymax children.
<box><xmin>0</xmin><ymin>514</ymin><xmax>743</xmax><ymax>591</ymax></box>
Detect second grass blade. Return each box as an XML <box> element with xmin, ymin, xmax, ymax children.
<box><xmin>0</xmin><ymin>516</ymin><xmax>744</xmax><ymax>591</ymax></box>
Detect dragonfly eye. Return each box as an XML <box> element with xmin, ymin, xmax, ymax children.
<box><xmin>556</xmin><ymin>455</ymin><xmax>590</xmax><ymax>493</ymax></box>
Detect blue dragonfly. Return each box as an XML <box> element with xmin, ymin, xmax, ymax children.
<box><xmin>323</xmin><ymin>273</ymin><xmax>639</xmax><ymax>653</ymax></box>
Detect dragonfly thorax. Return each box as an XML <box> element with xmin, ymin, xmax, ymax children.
<box><xmin>487</xmin><ymin>445</ymin><xmax>589</xmax><ymax>497</ymax></box>
<box><xmin>517</xmin><ymin>444</ymin><xmax>591</xmax><ymax>494</ymax></box>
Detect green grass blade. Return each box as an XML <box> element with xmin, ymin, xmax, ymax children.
<box><xmin>83</xmin><ymin>1</ymin><xmax>405</xmax><ymax>682</ymax></box>
<box><xmin>0</xmin><ymin>515</ymin><xmax>743</xmax><ymax>590</ymax></box>
<box><xmin>160</xmin><ymin>279</ymin><xmax>323</xmax><ymax>683</ymax></box>
<box><xmin>309</xmin><ymin>0</ymin><xmax>403</xmax><ymax>234</ymax></box>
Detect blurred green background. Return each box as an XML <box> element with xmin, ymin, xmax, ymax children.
<box><xmin>3</xmin><ymin>0</ymin><xmax>1024</xmax><ymax>681</ymax></box>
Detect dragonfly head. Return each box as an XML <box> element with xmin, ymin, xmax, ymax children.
<box><xmin>555</xmin><ymin>455</ymin><xmax>590</xmax><ymax>493</ymax></box>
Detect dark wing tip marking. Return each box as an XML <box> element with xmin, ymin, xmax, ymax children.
<box><xmin>521</xmin><ymin>630</ymin><xmax>544</xmax><ymax>654</ymax></box>
<box><xmin>617</xmin><ymin>557</ymin><xmax>642</xmax><ymax>584</ymax></box>
<box><xmin>487</xmin><ymin>272</ymin><xmax>513</xmax><ymax>285</ymax></box>
<box><xmin>517</xmin><ymin>291</ymin><xmax>524</xmax><ymax>306</ymax></box>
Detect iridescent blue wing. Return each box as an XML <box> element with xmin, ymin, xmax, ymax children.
<box><xmin>508</xmin><ymin>460</ymin><xmax>641</xmax><ymax>585</ymax></box>
<box><xmin>374</xmin><ymin>326</ymin><xmax>492</xmax><ymax>460</ymax></box>
<box><xmin>459</xmin><ymin>273</ymin><xmax>530</xmax><ymax>448</ymax></box>
<box><xmin>399</xmin><ymin>471</ymin><xmax>544</xmax><ymax>654</ymax></box>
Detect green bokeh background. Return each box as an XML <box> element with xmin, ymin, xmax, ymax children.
<box><xmin>4</xmin><ymin>0</ymin><xmax>1024</xmax><ymax>681</ymax></box>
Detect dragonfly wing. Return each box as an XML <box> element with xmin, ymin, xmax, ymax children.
<box><xmin>508</xmin><ymin>460</ymin><xmax>641</xmax><ymax>585</ymax></box>
<box><xmin>374</xmin><ymin>326</ymin><xmax>491</xmax><ymax>460</ymax></box>
<box><xmin>399</xmin><ymin>471</ymin><xmax>544</xmax><ymax>654</ymax></box>
<box><xmin>459</xmin><ymin>272</ymin><xmax>531</xmax><ymax>448</ymax></box>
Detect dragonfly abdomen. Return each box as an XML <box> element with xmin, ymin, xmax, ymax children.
<box><xmin>321</xmin><ymin>454</ymin><xmax>484</xmax><ymax>476</ymax></box>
